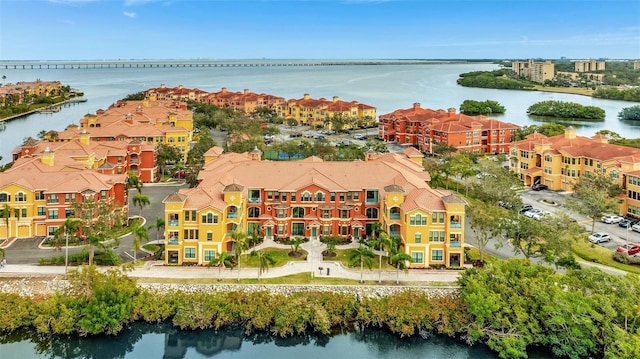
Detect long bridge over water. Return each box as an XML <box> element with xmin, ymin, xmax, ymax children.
<box><xmin>1</xmin><ymin>59</ymin><xmax>473</xmax><ymax>70</ymax></box>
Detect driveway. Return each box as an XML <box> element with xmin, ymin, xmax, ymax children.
<box><xmin>4</xmin><ymin>183</ymin><xmax>185</xmax><ymax>265</ymax></box>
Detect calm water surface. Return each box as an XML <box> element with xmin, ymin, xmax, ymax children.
<box><xmin>0</xmin><ymin>323</ymin><xmax>507</xmax><ymax>359</ymax></box>
<box><xmin>1</xmin><ymin>61</ymin><xmax>638</xmax><ymax>164</ymax></box>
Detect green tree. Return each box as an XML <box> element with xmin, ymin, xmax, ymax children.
<box><xmin>468</xmin><ymin>201</ymin><xmax>503</xmax><ymax>263</ymax></box>
<box><xmin>450</xmin><ymin>153</ymin><xmax>475</xmax><ymax>193</ymax></box>
<box><xmin>618</xmin><ymin>105</ymin><xmax>640</xmax><ymax>121</ymax></box>
<box><xmin>255</xmin><ymin>251</ymin><xmax>276</xmax><ymax>281</ymax></box>
<box><xmin>208</xmin><ymin>251</ymin><xmax>233</xmax><ymax>281</ymax></box>
<box><xmin>500</xmin><ymin>212</ymin><xmax>546</xmax><ymax>259</ymax></box>
<box><xmin>348</xmin><ymin>244</ymin><xmax>374</xmax><ymax>283</ymax></box>
<box><xmin>388</xmin><ymin>239</ymin><xmax>413</xmax><ymax>284</ymax></box>
<box><xmin>459</xmin><ymin>99</ymin><xmax>506</xmax><ymax>115</ymax></box>
<box><xmin>231</xmin><ymin>230</ymin><xmax>247</xmax><ymax>282</ymax></box>
<box><xmin>131</xmin><ymin>222</ymin><xmax>149</xmax><ymax>263</ymax></box>
<box><xmin>565</xmin><ymin>170</ymin><xmax>623</xmax><ymax>233</ymax></box>
<box><xmin>155</xmin><ymin>143</ymin><xmax>181</xmax><ymax>177</ymax></box>
<box><xmin>1</xmin><ymin>204</ymin><xmax>11</xmax><ymax>240</ymax></box>
<box><xmin>132</xmin><ymin>193</ymin><xmax>150</xmax><ymax>218</ymax></box>
<box><xmin>289</xmin><ymin>237</ymin><xmax>304</xmax><ymax>256</ymax></box>
<box><xmin>126</xmin><ymin>172</ymin><xmax>143</xmax><ymax>194</ymax></box>
<box><xmin>368</xmin><ymin>230</ymin><xmax>390</xmax><ymax>284</ymax></box>
<box><xmin>148</xmin><ymin>217</ymin><xmax>165</xmax><ymax>243</ymax></box>
<box><xmin>56</xmin><ymin>217</ymin><xmax>81</xmax><ymax>276</ymax></box>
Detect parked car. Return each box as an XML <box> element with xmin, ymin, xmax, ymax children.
<box><xmin>531</xmin><ymin>183</ymin><xmax>548</xmax><ymax>191</ymax></box>
<box><xmin>616</xmin><ymin>243</ymin><xmax>640</xmax><ymax>255</ymax></box>
<box><xmin>289</xmin><ymin>132</ymin><xmax>302</xmax><ymax>138</ymax></box>
<box><xmin>524</xmin><ymin>209</ymin><xmax>543</xmax><ymax>218</ymax></box>
<box><xmin>353</xmin><ymin>134</ymin><xmax>366</xmax><ymax>140</ymax></box>
<box><xmin>519</xmin><ymin>204</ymin><xmax>533</xmax><ymax>214</ymax></box>
<box><xmin>498</xmin><ymin>201</ymin><xmax>512</xmax><ymax>209</ymax></box>
<box><xmin>172</xmin><ymin>170</ymin><xmax>186</xmax><ymax>179</ymax></box>
<box><xmin>618</xmin><ymin>218</ymin><xmax>637</xmax><ymax>228</ymax></box>
<box><xmin>588</xmin><ymin>232</ymin><xmax>611</xmax><ymax>244</ymax></box>
<box><xmin>601</xmin><ymin>215</ymin><xmax>624</xmax><ymax>224</ymax></box>
<box><xmin>631</xmin><ymin>222</ymin><xmax>640</xmax><ymax>233</ymax></box>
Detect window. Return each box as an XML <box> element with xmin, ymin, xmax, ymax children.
<box><xmin>204</xmin><ymin>250</ymin><xmax>216</xmax><ymax>262</ymax></box>
<box><xmin>277</xmin><ymin>224</ymin><xmax>285</xmax><ymax>235</ymax></box>
<box><xmin>21</xmin><ymin>208</ymin><xmax>27</xmax><ymax>218</ymax></box>
<box><xmin>183</xmin><ymin>229</ymin><xmax>199</xmax><ymax>240</ymax></box>
<box><xmin>207</xmin><ymin>232</ymin><xmax>213</xmax><ymax>241</ymax></box>
<box><xmin>330</xmin><ymin>192</ymin><xmax>335</xmax><ymax>202</ymax></box>
<box><xmin>341</xmin><ymin>225</ymin><xmax>348</xmax><ymax>235</ymax></box>
<box><xmin>353</xmin><ymin>192</ymin><xmax>359</xmax><ymax>200</ymax></box>
<box><xmin>281</xmin><ymin>193</ymin><xmax>288</xmax><ymax>202</ymax></box>
<box><xmin>412</xmin><ymin>252</ymin><xmax>423</xmax><ymax>264</ymax></box>
<box><xmin>0</xmin><ymin>193</ymin><xmax>8</xmax><ymax>202</ymax></box>
<box><xmin>184</xmin><ymin>247</ymin><xmax>196</xmax><ymax>259</ymax></box>
<box><xmin>339</xmin><ymin>193</ymin><xmax>345</xmax><ymax>202</ymax></box>
<box><xmin>292</xmin><ymin>207</ymin><xmax>305</xmax><ymax>218</ymax></box>
<box><xmin>429</xmin><ymin>231</ymin><xmax>445</xmax><ymax>242</ymax></box>
<box><xmin>292</xmin><ymin>223</ymin><xmax>304</xmax><ymax>236</ymax></box>
<box><xmin>431</xmin><ymin>249</ymin><xmax>443</xmax><ymax>261</ymax></box>
<box><xmin>202</xmin><ymin>213</ymin><xmax>214</xmax><ymax>224</ymax></box>
<box><xmin>389</xmin><ymin>207</ymin><xmax>401</xmax><ymax>220</ymax></box>
<box><xmin>48</xmin><ymin>226</ymin><xmax>59</xmax><ymax>236</ymax></box>
<box><xmin>227</xmin><ymin>206</ymin><xmax>237</xmax><ymax>219</ymax></box>
<box><xmin>248</xmin><ymin>207</ymin><xmax>260</xmax><ymax>218</ymax></box>
<box><xmin>323</xmin><ymin>225</ymin><xmax>330</xmax><ymax>235</ymax></box>
<box><xmin>291</xmin><ymin>192</ymin><xmax>296</xmax><ymax>202</ymax></box>
<box><xmin>48</xmin><ymin>194</ymin><xmax>59</xmax><ymax>204</ymax></box>
<box><xmin>16</xmin><ymin>192</ymin><xmax>27</xmax><ymax>202</ymax></box>
<box><xmin>340</xmin><ymin>209</ymin><xmax>349</xmax><ymax>218</ymax></box>
<box><xmin>302</xmin><ymin>192</ymin><xmax>312</xmax><ymax>202</ymax></box>
<box><xmin>315</xmin><ymin>192</ymin><xmax>325</xmax><ymax>201</ymax></box>
<box><xmin>35</xmin><ymin>191</ymin><xmax>45</xmax><ymax>201</ymax></box>
<box><xmin>65</xmin><ymin>208</ymin><xmax>74</xmax><ymax>218</ymax></box>
<box><xmin>101</xmin><ymin>190</ymin><xmax>107</xmax><ymax>200</ymax></box>
<box><xmin>48</xmin><ymin>209</ymin><xmax>59</xmax><ymax>219</ymax></box>
<box><xmin>323</xmin><ymin>209</ymin><xmax>331</xmax><ymax>219</ymax></box>
<box><xmin>37</xmin><ymin>207</ymin><xmax>46</xmax><ymax>216</ymax></box>
<box><xmin>415</xmin><ymin>233</ymin><xmax>422</xmax><ymax>243</ymax></box>
<box><xmin>366</xmin><ymin>208</ymin><xmax>378</xmax><ymax>219</ymax></box>
<box><xmin>248</xmin><ymin>189</ymin><xmax>261</xmax><ymax>203</ymax></box>
<box><xmin>277</xmin><ymin>208</ymin><xmax>286</xmax><ymax>218</ymax></box>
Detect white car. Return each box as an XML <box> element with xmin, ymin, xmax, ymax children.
<box><xmin>601</xmin><ymin>215</ymin><xmax>624</xmax><ymax>224</ymax></box>
<box><xmin>588</xmin><ymin>232</ymin><xmax>611</xmax><ymax>244</ymax></box>
<box><xmin>632</xmin><ymin>223</ymin><xmax>640</xmax><ymax>233</ymax></box>
<box><xmin>524</xmin><ymin>209</ymin><xmax>543</xmax><ymax>218</ymax></box>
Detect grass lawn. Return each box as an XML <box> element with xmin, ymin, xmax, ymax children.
<box><xmin>571</xmin><ymin>239</ymin><xmax>640</xmax><ymax>275</ymax></box>
<box><xmin>143</xmin><ymin>244</ymin><xmax>160</xmax><ymax>252</ymax></box>
<box><xmin>241</xmin><ymin>248</ymin><xmax>307</xmax><ymax>268</ymax></box>
<box><xmin>464</xmin><ymin>246</ymin><xmax>498</xmax><ymax>264</ymax></box>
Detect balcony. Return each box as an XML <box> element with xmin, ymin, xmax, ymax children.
<box><xmin>168</xmin><ymin>220</ymin><xmax>179</xmax><ymax>227</ymax></box>
<box><xmin>248</xmin><ymin>197</ymin><xmax>261</xmax><ymax>204</ymax></box>
<box><xmin>390</xmin><ymin>213</ymin><xmax>401</xmax><ymax>220</ymax></box>
<box><xmin>167</xmin><ymin>237</ymin><xmax>179</xmax><ymax>245</ymax></box>
<box><xmin>227</xmin><ymin>213</ymin><xmax>238</xmax><ymax>219</ymax></box>
<box><xmin>449</xmin><ymin>241</ymin><xmax>461</xmax><ymax>248</ymax></box>
<box><xmin>450</xmin><ymin>221</ymin><xmax>462</xmax><ymax>229</ymax></box>
<box><xmin>390</xmin><ymin>230</ymin><xmax>400</xmax><ymax>238</ymax></box>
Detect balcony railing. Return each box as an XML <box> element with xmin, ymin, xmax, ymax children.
<box><xmin>168</xmin><ymin>219</ymin><xmax>179</xmax><ymax>227</ymax></box>
<box><xmin>450</xmin><ymin>222</ymin><xmax>462</xmax><ymax>228</ymax></box>
<box><xmin>248</xmin><ymin>197</ymin><xmax>261</xmax><ymax>204</ymax></box>
<box><xmin>449</xmin><ymin>241</ymin><xmax>461</xmax><ymax>248</ymax></box>
<box><xmin>390</xmin><ymin>213</ymin><xmax>401</xmax><ymax>220</ymax></box>
<box><xmin>167</xmin><ymin>237</ymin><xmax>179</xmax><ymax>245</ymax></box>
<box><xmin>390</xmin><ymin>231</ymin><xmax>400</xmax><ymax>238</ymax></box>
<box><xmin>227</xmin><ymin>213</ymin><xmax>237</xmax><ymax>219</ymax></box>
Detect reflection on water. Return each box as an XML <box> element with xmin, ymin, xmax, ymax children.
<box><xmin>0</xmin><ymin>322</ymin><xmax>502</xmax><ymax>359</ymax></box>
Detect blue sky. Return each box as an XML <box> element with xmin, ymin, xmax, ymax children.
<box><xmin>1</xmin><ymin>0</ymin><xmax>639</xmax><ymax>60</ymax></box>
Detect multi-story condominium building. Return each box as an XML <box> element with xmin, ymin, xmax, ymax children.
<box><xmin>0</xmin><ymin>80</ymin><xmax>63</xmax><ymax>105</ymax></box>
<box><xmin>146</xmin><ymin>84</ymin><xmax>209</xmax><ymax>102</ymax></box>
<box><xmin>277</xmin><ymin>94</ymin><xmax>377</xmax><ymax>127</ymax></box>
<box><xmin>510</xmin><ymin>127</ymin><xmax>640</xmax><ymax>218</ymax></box>
<box><xmin>574</xmin><ymin>60</ymin><xmax>606</xmax><ymax>72</ymax></box>
<box><xmin>0</xmin><ymin>147</ymin><xmax>127</xmax><ymax>240</ymax></box>
<box><xmin>55</xmin><ymin>98</ymin><xmax>194</xmax><ymax>165</ymax></box>
<box><xmin>378</xmin><ymin>103</ymin><xmax>519</xmax><ymax>154</ymax></box>
<box><xmin>511</xmin><ymin>59</ymin><xmax>555</xmax><ymax>83</ymax></box>
<box><xmin>202</xmin><ymin>88</ymin><xmax>286</xmax><ymax>115</ymax></box>
<box><xmin>162</xmin><ymin>147</ymin><xmax>466</xmax><ymax>268</ymax></box>
<box><xmin>11</xmin><ymin>131</ymin><xmax>157</xmax><ymax>183</ymax></box>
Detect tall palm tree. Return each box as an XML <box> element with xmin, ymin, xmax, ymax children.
<box><xmin>1</xmin><ymin>204</ymin><xmax>11</xmax><ymax>241</ymax></box>
<box><xmin>347</xmin><ymin>244</ymin><xmax>374</xmax><ymax>283</ymax></box>
<box><xmin>59</xmin><ymin>217</ymin><xmax>80</xmax><ymax>277</ymax></box>
<box><xmin>87</xmin><ymin>232</ymin><xmax>104</xmax><ymax>265</ymax></box>
<box><xmin>389</xmin><ymin>237</ymin><xmax>413</xmax><ymax>284</ymax></box>
<box><xmin>132</xmin><ymin>193</ymin><xmax>150</xmax><ymax>218</ymax></box>
<box><xmin>256</xmin><ymin>251</ymin><xmax>276</xmax><ymax>281</ymax></box>
<box><xmin>369</xmin><ymin>231</ymin><xmax>391</xmax><ymax>284</ymax></box>
<box><xmin>131</xmin><ymin>222</ymin><xmax>150</xmax><ymax>262</ymax></box>
<box><xmin>231</xmin><ymin>230</ymin><xmax>247</xmax><ymax>282</ymax></box>
<box><xmin>208</xmin><ymin>251</ymin><xmax>233</xmax><ymax>281</ymax></box>
<box><xmin>126</xmin><ymin>172</ymin><xmax>143</xmax><ymax>194</ymax></box>
<box><xmin>148</xmin><ymin>217</ymin><xmax>165</xmax><ymax>242</ymax></box>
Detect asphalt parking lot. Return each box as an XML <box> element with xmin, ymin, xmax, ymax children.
<box><xmin>519</xmin><ymin>189</ymin><xmax>640</xmax><ymax>251</ymax></box>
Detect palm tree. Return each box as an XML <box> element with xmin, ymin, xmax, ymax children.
<box><xmin>131</xmin><ymin>222</ymin><xmax>149</xmax><ymax>263</ymax></box>
<box><xmin>347</xmin><ymin>244</ymin><xmax>374</xmax><ymax>283</ymax></box>
<box><xmin>208</xmin><ymin>251</ymin><xmax>233</xmax><ymax>281</ymax></box>
<box><xmin>132</xmin><ymin>193</ymin><xmax>150</xmax><ymax>218</ymax></box>
<box><xmin>87</xmin><ymin>232</ymin><xmax>104</xmax><ymax>265</ymax></box>
<box><xmin>59</xmin><ymin>217</ymin><xmax>80</xmax><ymax>277</ymax></box>
<box><xmin>126</xmin><ymin>172</ymin><xmax>143</xmax><ymax>194</ymax></box>
<box><xmin>256</xmin><ymin>251</ymin><xmax>276</xmax><ymax>281</ymax></box>
<box><xmin>389</xmin><ymin>238</ymin><xmax>413</xmax><ymax>284</ymax></box>
<box><xmin>148</xmin><ymin>217</ymin><xmax>165</xmax><ymax>242</ymax></box>
<box><xmin>369</xmin><ymin>231</ymin><xmax>391</xmax><ymax>284</ymax></box>
<box><xmin>231</xmin><ymin>230</ymin><xmax>247</xmax><ymax>282</ymax></box>
<box><xmin>1</xmin><ymin>204</ymin><xmax>11</xmax><ymax>241</ymax></box>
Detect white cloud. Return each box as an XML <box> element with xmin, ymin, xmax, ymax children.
<box><xmin>123</xmin><ymin>11</ymin><xmax>137</xmax><ymax>18</ymax></box>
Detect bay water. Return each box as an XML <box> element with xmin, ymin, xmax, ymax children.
<box><xmin>1</xmin><ymin>61</ymin><xmax>638</xmax><ymax>164</ymax></box>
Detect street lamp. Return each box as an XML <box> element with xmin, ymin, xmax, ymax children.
<box><xmin>64</xmin><ymin>230</ymin><xmax>69</xmax><ymax>279</ymax></box>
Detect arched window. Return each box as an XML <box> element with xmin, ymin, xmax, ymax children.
<box><xmin>315</xmin><ymin>191</ymin><xmax>325</xmax><ymax>202</ymax></box>
<box><xmin>390</xmin><ymin>207</ymin><xmax>401</xmax><ymax>220</ymax></box>
<box><xmin>227</xmin><ymin>206</ymin><xmax>238</xmax><ymax>219</ymax></box>
<box><xmin>302</xmin><ymin>192</ymin><xmax>312</xmax><ymax>202</ymax></box>
<box><xmin>292</xmin><ymin>207</ymin><xmax>305</xmax><ymax>218</ymax></box>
